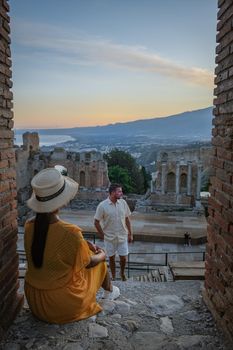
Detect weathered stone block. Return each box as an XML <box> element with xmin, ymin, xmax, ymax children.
<box><xmin>215</xmin><ymin>46</ymin><xmax>230</xmax><ymax>64</ymax></box>
<box><xmin>216</xmin><ymin>18</ymin><xmax>232</xmax><ymax>42</ymax></box>
<box><xmin>0</xmin><ymin>2</ymin><xmax>23</xmax><ymax>332</ymax></box>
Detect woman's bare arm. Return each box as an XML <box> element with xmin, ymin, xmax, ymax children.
<box><xmin>86</xmin><ymin>248</ymin><xmax>106</xmax><ymax>268</ymax></box>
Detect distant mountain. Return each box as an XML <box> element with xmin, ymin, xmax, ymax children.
<box><xmin>16</xmin><ymin>107</ymin><xmax>213</xmax><ymax>140</ymax></box>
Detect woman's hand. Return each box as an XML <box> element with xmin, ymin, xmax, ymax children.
<box><xmin>96</xmin><ymin>248</ymin><xmax>106</xmax><ymax>260</ymax></box>
<box><xmin>86</xmin><ymin>248</ymin><xmax>106</xmax><ymax>268</ymax></box>
<box><xmin>87</xmin><ymin>240</ymin><xmax>98</xmax><ymax>253</ymax></box>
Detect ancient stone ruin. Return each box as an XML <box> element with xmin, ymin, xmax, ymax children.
<box><xmin>15</xmin><ymin>132</ymin><xmax>109</xmax><ymax>224</ymax></box>
<box><xmin>0</xmin><ymin>0</ymin><xmax>233</xmax><ymax>344</ymax></box>
<box><xmin>145</xmin><ymin>147</ymin><xmax>212</xmax><ymax>211</ymax></box>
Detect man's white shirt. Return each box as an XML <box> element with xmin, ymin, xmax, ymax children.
<box><xmin>94</xmin><ymin>198</ymin><xmax>131</xmax><ymax>242</ymax></box>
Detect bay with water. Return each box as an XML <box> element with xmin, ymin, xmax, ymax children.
<box><xmin>14</xmin><ymin>134</ymin><xmax>75</xmax><ymax>147</ymax></box>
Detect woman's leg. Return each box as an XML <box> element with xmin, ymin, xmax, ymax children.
<box><xmin>101</xmin><ymin>269</ymin><xmax>113</xmax><ymax>292</ymax></box>
<box><xmin>101</xmin><ymin>268</ymin><xmax>120</xmax><ymax>300</ymax></box>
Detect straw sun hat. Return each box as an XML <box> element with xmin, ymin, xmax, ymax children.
<box><xmin>27</xmin><ymin>168</ymin><xmax>79</xmax><ymax>213</ymax></box>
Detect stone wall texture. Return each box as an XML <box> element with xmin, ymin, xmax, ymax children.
<box><xmin>0</xmin><ymin>0</ymin><xmax>23</xmax><ymax>336</ymax></box>
<box><xmin>204</xmin><ymin>0</ymin><xmax>233</xmax><ymax>342</ymax></box>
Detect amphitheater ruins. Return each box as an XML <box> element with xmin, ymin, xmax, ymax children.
<box><xmin>0</xmin><ymin>0</ymin><xmax>233</xmax><ymax>346</ymax></box>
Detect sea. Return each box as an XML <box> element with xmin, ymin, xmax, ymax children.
<box><xmin>14</xmin><ymin>134</ymin><xmax>75</xmax><ymax>147</ymax></box>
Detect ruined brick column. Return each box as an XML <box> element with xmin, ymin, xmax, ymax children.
<box><xmin>175</xmin><ymin>161</ymin><xmax>180</xmax><ymax>195</ymax></box>
<box><xmin>203</xmin><ymin>0</ymin><xmax>233</xmax><ymax>342</ymax></box>
<box><xmin>187</xmin><ymin>161</ymin><xmax>192</xmax><ymax>196</ymax></box>
<box><xmin>195</xmin><ymin>163</ymin><xmax>202</xmax><ymax>202</ymax></box>
<box><xmin>0</xmin><ymin>0</ymin><xmax>23</xmax><ymax>336</ymax></box>
<box><xmin>161</xmin><ymin>162</ymin><xmax>167</xmax><ymax>194</ymax></box>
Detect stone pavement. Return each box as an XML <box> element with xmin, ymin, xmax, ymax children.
<box><xmin>0</xmin><ymin>281</ymin><xmax>231</xmax><ymax>349</ymax></box>
<box><xmin>58</xmin><ymin>209</ymin><xmax>207</xmax><ymax>244</ymax></box>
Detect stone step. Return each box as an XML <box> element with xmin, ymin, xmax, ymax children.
<box><xmin>6</xmin><ymin>280</ymin><xmax>228</xmax><ymax>350</ymax></box>
<box><xmin>158</xmin><ymin>266</ymin><xmax>174</xmax><ymax>282</ymax></box>
<box><xmin>169</xmin><ymin>261</ymin><xmax>205</xmax><ymax>280</ymax></box>
<box><xmin>131</xmin><ymin>268</ymin><xmax>172</xmax><ymax>282</ymax></box>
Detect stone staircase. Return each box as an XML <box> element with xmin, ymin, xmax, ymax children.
<box><xmin>1</xmin><ymin>280</ymin><xmax>231</xmax><ymax>350</ymax></box>
<box><xmin>13</xmin><ymin>251</ymin><xmax>231</xmax><ymax>349</ymax></box>
<box><xmin>131</xmin><ymin>266</ymin><xmax>173</xmax><ymax>282</ymax></box>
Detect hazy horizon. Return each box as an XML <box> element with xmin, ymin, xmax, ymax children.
<box><xmin>11</xmin><ymin>0</ymin><xmax>217</xmax><ymax>129</ymax></box>
<box><xmin>14</xmin><ymin>106</ymin><xmax>212</xmax><ymax>131</ymax></box>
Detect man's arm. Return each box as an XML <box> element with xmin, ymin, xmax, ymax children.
<box><xmin>94</xmin><ymin>219</ymin><xmax>105</xmax><ymax>240</ymax></box>
<box><xmin>125</xmin><ymin>216</ymin><xmax>133</xmax><ymax>243</ymax></box>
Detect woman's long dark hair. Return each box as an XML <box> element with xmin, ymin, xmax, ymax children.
<box><xmin>31</xmin><ymin>213</ymin><xmax>50</xmax><ymax>268</ymax></box>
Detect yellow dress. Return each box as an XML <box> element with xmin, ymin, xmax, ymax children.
<box><xmin>24</xmin><ymin>220</ymin><xmax>107</xmax><ymax>324</ymax></box>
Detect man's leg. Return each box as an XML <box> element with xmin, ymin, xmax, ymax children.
<box><xmin>119</xmin><ymin>255</ymin><xmax>127</xmax><ymax>281</ymax></box>
<box><xmin>109</xmin><ymin>255</ymin><xmax>116</xmax><ymax>280</ymax></box>
<box><xmin>118</xmin><ymin>239</ymin><xmax>129</xmax><ymax>281</ymax></box>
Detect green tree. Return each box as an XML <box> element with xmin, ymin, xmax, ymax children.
<box><xmin>104</xmin><ymin>148</ymin><xmax>150</xmax><ymax>194</ymax></box>
<box><xmin>105</xmin><ymin>148</ymin><xmax>135</xmax><ymax>170</ymax></box>
<box><xmin>108</xmin><ymin>165</ymin><xmax>133</xmax><ymax>193</ymax></box>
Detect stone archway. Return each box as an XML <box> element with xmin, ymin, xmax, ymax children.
<box><xmin>79</xmin><ymin>171</ymin><xmax>86</xmax><ymax>187</ymax></box>
<box><xmin>167</xmin><ymin>172</ymin><xmax>176</xmax><ymax>192</ymax></box>
<box><xmin>180</xmin><ymin>173</ymin><xmax>187</xmax><ymax>193</ymax></box>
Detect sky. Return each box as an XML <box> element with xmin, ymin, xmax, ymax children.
<box><xmin>10</xmin><ymin>0</ymin><xmax>218</xmax><ymax>129</ymax></box>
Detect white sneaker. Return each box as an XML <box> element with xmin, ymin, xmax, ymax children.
<box><xmin>102</xmin><ymin>286</ymin><xmax>120</xmax><ymax>300</ymax></box>
<box><xmin>88</xmin><ymin>315</ymin><xmax>97</xmax><ymax>322</ymax></box>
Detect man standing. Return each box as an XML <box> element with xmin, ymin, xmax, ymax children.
<box><xmin>94</xmin><ymin>183</ymin><xmax>133</xmax><ymax>281</ymax></box>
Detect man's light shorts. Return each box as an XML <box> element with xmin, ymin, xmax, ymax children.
<box><xmin>104</xmin><ymin>238</ymin><xmax>128</xmax><ymax>257</ymax></box>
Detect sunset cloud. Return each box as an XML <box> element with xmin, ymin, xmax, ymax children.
<box><xmin>13</xmin><ymin>21</ymin><xmax>213</xmax><ymax>88</ymax></box>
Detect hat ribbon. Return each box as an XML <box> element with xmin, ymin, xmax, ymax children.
<box><xmin>35</xmin><ymin>180</ymin><xmax>66</xmax><ymax>202</ymax></box>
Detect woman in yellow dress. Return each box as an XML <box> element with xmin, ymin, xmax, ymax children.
<box><xmin>24</xmin><ymin>168</ymin><xmax>120</xmax><ymax>324</ymax></box>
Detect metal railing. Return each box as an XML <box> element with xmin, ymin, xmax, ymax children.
<box><xmin>17</xmin><ymin>236</ymin><xmax>205</xmax><ymax>280</ymax></box>
<box><xmin>83</xmin><ymin>232</ymin><xmax>96</xmax><ymax>243</ymax></box>
<box><xmin>127</xmin><ymin>251</ymin><xmax>206</xmax><ymax>278</ymax></box>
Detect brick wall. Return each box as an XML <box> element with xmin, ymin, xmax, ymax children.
<box><xmin>203</xmin><ymin>0</ymin><xmax>233</xmax><ymax>342</ymax></box>
<box><xmin>0</xmin><ymin>0</ymin><xmax>23</xmax><ymax>336</ymax></box>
